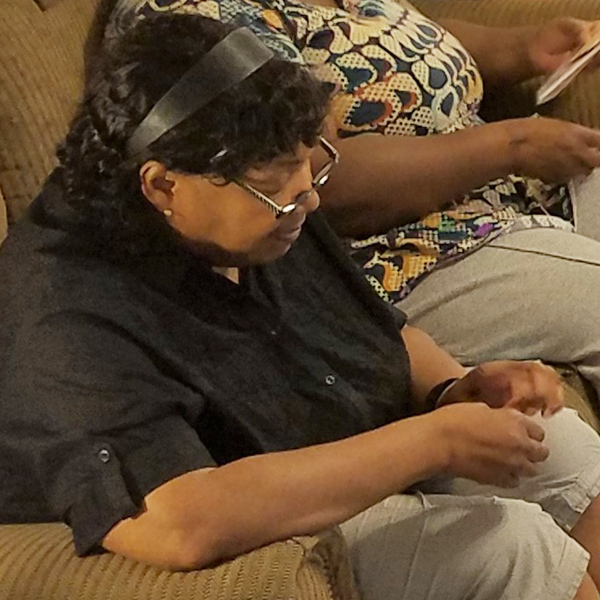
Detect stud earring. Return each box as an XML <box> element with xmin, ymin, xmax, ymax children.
<box><xmin>163</xmin><ymin>208</ymin><xmax>173</xmax><ymax>218</ymax></box>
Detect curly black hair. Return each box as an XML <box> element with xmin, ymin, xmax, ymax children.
<box><xmin>51</xmin><ymin>13</ymin><xmax>331</xmax><ymax>256</ymax></box>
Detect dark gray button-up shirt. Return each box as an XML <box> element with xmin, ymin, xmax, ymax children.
<box><xmin>0</xmin><ymin>177</ymin><xmax>412</xmax><ymax>555</ymax></box>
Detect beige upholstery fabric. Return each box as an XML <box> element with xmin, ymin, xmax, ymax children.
<box><xmin>34</xmin><ymin>0</ymin><xmax>64</xmax><ymax>9</ymax></box>
<box><xmin>412</xmin><ymin>0</ymin><xmax>600</xmax><ymax>127</ymax></box>
<box><xmin>414</xmin><ymin>0</ymin><xmax>600</xmax><ymax>25</ymax></box>
<box><xmin>0</xmin><ymin>524</ymin><xmax>357</xmax><ymax>600</ymax></box>
<box><xmin>0</xmin><ymin>0</ymin><xmax>102</xmax><ymax>223</ymax></box>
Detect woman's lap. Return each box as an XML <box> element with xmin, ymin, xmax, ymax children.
<box><xmin>341</xmin><ymin>409</ymin><xmax>600</xmax><ymax>600</ymax></box>
<box><xmin>421</xmin><ymin>409</ymin><xmax>600</xmax><ymax>531</ymax></box>
<box><xmin>397</xmin><ymin>170</ymin><xmax>600</xmax><ymax>394</ymax></box>
<box><xmin>359</xmin><ymin>178</ymin><xmax>600</xmax><ymax>599</ymax></box>
<box><xmin>341</xmin><ymin>494</ymin><xmax>587</xmax><ymax>600</ymax></box>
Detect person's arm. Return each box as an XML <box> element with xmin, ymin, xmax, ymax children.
<box><xmin>402</xmin><ymin>325</ymin><xmax>564</xmax><ymax>416</ymax></box>
<box><xmin>316</xmin><ymin>119</ymin><xmax>600</xmax><ymax>236</ymax></box>
<box><xmin>103</xmin><ymin>400</ymin><xmax>547</xmax><ymax>571</ymax></box>
<box><xmin>102</xmin><ymin>326</ymin><xmax>555</xmax><ymax>571</ymax></box>
<box><xmin>401</xmin><ymin>324</ymin><xmax>467</xmax><ymax>405</ymax></box>
<box><xmin>438</xmin><ymin>18</ymin><xmax>598</xmax><ymax>88</ymax></box>
<box><xmin>437</xmin><ymin>20</ymin><xmax>537</xmax><ymax>87</ymax></box>
<box><xmin>312</xmin><ymin>16</ymin><xmax>600</xmax><ymax>237</ymax></box>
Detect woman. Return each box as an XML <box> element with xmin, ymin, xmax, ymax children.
<box><xmin>109</xmin><ymin>0</ymin><xmax>600</xmax><ymax>400</ymax></box>
<box><xmin>3</xmin><ymin>12</ymin><xmax>600</xmax><ymax>600</ymax></box>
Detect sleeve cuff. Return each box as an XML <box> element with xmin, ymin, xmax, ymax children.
<box><xmin>44</xmin><ymin>415</ymin><xmax>215</xmax><ymax>555</ymax></box>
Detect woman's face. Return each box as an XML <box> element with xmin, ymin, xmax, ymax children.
<box><xmin>140</xmin><ymin>144</ymin><xmax>320</xmax><ymax>266</ymax></box>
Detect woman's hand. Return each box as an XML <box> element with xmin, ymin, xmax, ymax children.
<box><xmin>438</xmin><ymin>360</ymin><xmax>564</xmax><ymax>417</ymax></box>
<box><xmin>438</xmin><ymin>18</ymin><xmax>600</xmax><ymax>87</ymax></box>
<box><xmin>431</xmin><ymin>403</ymin><xmax>549</xmax><ymax>487</ymax></box>
<box><xmin>528</xmin><ymin>18</ymin><xmax>600</xmax><ymax>75</ymax></box>
<box><xmin>503</xmin><ymin>116</ymin><xmax>600</xmax><ymax>182</ymax></box>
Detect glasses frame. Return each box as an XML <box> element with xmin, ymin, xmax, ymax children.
<box><xmin>237</xmin><ymin>136</ymin><xmax>339</xmax><ymax>219</ymax></box>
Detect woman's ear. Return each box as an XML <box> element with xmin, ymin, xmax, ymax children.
<box><xmin>139</xmin><ymin>160</ymin><xmax>176</xmax><ymax>213</ymax></box>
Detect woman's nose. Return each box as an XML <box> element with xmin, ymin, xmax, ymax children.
<box><xmin>291</xmin><ymin>162</ymin><xmax>320</xmax><ymax>214</ymax></box>
<box><xmin>302</xmin><ymin>188</ymin><xmax>320</xmax><ymax>214</ymax></box>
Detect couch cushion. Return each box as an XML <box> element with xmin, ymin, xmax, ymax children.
<box><xmin>0</xmin><ymin>0</ymin><xmax>102</xmax><ymax>224</ymax></box>
<box><xmin>0</xmin><ymin>523</ymin><xmax>359</xmax><ymax>600</ymax></box>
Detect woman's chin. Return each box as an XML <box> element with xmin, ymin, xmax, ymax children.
<box><xmin>191</xmin><ymin>231</ymin><xmax>300</xmax><ymax>267</ymax></box>
<box><xmin>249</xmin><ymin>237</ymin><xmax>297</xmax><ymax>264</ymax></box>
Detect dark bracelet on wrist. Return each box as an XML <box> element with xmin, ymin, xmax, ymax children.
<box><xmin>424</xmin><ymin>377</ymin><xmax>460</xmax><ymax>412</ymax></box>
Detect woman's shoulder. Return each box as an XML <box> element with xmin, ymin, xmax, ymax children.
<box><xmin>0</xmin><ymin>183</ymin><xmax>170</xmax><ymax>325</ymax></box>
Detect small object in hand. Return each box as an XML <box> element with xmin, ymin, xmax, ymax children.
<box><xmin>536</xmin><ymin>31</ymin><xmax>600</xmax><ymax>105</ymax></box>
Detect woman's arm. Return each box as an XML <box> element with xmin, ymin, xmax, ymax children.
<box><xmin>103</xmin><ymin>402</ymin><xmax>546</xmax><ymax>571</ymax></box>
<box><xmin>317</xmin><ymin>119</ymin><xmax>600</xmax><ymax>237</ymax></box>
<box><xmin>102</xmin><ymin>415</ymin><xmax>448</xmax><ymax>569</ymax></box>
<box><xmin>402</xmin><ymin>325</ymin><xmax>564</xmax><ymax>415</ymax></box>
<box><xmin>318</xmin><ymin>124</ymin><xmax>511</xmax><ymax>235</ymax></box>
<box><xmin>401</xmin><ymin>324</ymin><xmax>467</xmax><ymax>405</ymax></box>
<box><xmin>438</xmin><ymin>18</ymin><xmax>598</xmax><ymax>87</ymax></box>
<box><xmin>102</xmin><ymin>326</ymin><xmax>562</xmax><ymax>572</ymax></box>
<box><xmin>312</xmin><ymin>16</ymin><xmax>600</xmax><ymax>237</ymax></box>
<box><xmin>438</xmin><ymin>19</ymin><xmax>536</xmax><ymax>86</ymax></box>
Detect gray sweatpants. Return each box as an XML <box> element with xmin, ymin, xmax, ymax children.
<box><xmin>398</xmin><ymin>171</ymin><xmax>600</xmax><ymax>398</ymax></box>
<box><xmin>341</xmin><ymin>173</ymin><xmax>600</xmax><ymax>600</ymax></box>
<box><xmin>341</xmin><ymin>409</ymin><xmax>600</xmax><ymax>600</ymax></box>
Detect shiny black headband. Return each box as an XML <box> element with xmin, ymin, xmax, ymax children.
<box><xmin>126</xmin><ymin>27</ymin><xmax>274</xmax><ymax>158</ymax></box>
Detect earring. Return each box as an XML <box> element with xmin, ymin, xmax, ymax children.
<box><xmin>163</xmin><ymin>208</ymin><xmax>173</xmax><ymax>218</ymax></box>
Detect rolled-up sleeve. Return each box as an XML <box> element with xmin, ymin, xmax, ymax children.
<box><xmin>5</xmin><ymin>309</ymin><xmax>215</xmax><ymax>555</ymax></box>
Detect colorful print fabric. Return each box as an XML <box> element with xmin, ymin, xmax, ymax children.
<box><xmin>114</xmin><ymin>0</ymin><xmax>573</xmax><ymax>302</ymax></box>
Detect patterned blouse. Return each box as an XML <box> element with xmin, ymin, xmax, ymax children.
<box><xmin>112</xmin><ymin>0</ymin><xmax>574</xmax><ymax>302</ymax></box>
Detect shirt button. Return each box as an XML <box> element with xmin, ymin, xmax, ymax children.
<box><xmin>98</xmin><ymin>448</ymin><xmax>111</xmax><ymax>464</ymax></box>
<box><xmin>270</xmin><ymin>329</ymin><xmax>277</xmax><ymax>336</ymax></box>
<box><xmin>325</xmin><ymin>375</ymin><xmax>336</xmax><ymax>386</ymax></box>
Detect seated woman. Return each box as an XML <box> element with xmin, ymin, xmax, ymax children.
<box><xmin>3</xmin><ymin>12</ymin><xmax>600</xmax><ymax>600</ymax></box>
<box><xmin>109</xmin><ymin>0</ymin><xmax>600</xmax><ymax>401</ymax></box>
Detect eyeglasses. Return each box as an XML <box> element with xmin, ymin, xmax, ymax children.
<box><xmin>236</xmin><ymin>136</ymin><xmax>339</xmax><ymax>219</ymax></box>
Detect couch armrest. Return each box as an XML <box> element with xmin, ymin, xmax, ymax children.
<box><xmin>411</xmin><ymin>0</ymin><xmax>600</xmax><ymax>126</ymax></box>
<box><xmin>0</xmin><ymin>524</ymin><xmax>359</xmax><ymax>600</ymax></box>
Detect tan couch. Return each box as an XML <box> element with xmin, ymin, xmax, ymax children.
<box><xmin>1</xmin><ymin>0</ymin><xmax>599</xmax><ymax>598</ymax></box>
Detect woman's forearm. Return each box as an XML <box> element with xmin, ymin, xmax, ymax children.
<box><xmin>318</xmin><ymin>115</ymin><xmax>600</xmax><ymax>237</ymax></box>
<box><xmin>318</xmin><ymin>122</ymin><xmax>514</xmax><ymax>237</ymax></box>
<box><xmin>401</xmin><ymin>325</ymin><xmax>467</xmax><ymax>408</ymax></box>
<box><xmin>104</xmin><ymin>392</ymin><xmax>547</xmax><ymax>572</ymax></box>
<box><xmin>105</xmin><ymin>328</ymin><xmax>472</xmax><ymax>570</ymax></box>
<box><xmin>104</xmin><ymin>414</ymin><xmax>448</xmax><ymax>569</ymax></box>
<box><xmin>439</xmin><ymin>19</ymin><xmax>538</xmax><ymax>87</ymax></box>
